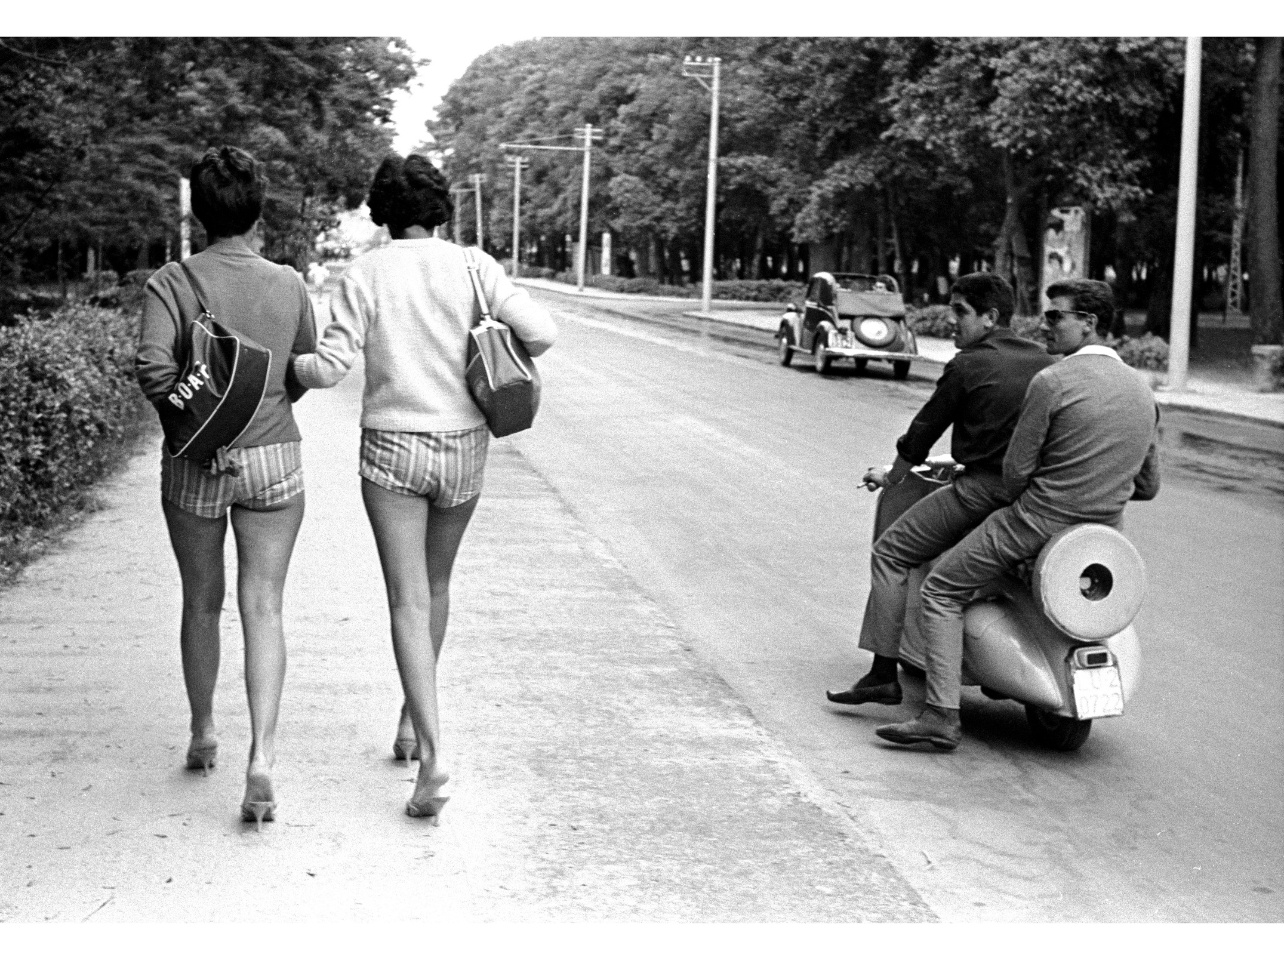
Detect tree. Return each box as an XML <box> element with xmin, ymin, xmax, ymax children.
<box><xmin>884</xmin><ymin>38</ymin><xmax>1185</xmax><ymax>314</ymax></box>
<box><xmin>1249</xmin><ymin>37</ymin><xmax>1282</xmax><ymax>345</ymax></box>
<box><xmin>1</xmin><ymin>37</ymin><xmax>419</xmax><ymax>289</ymax></box>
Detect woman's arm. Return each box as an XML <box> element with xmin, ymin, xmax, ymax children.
<box><xmin>285</xmin><ymin>272</ymin><xmax>318</xmax><ymax>402</ymax></box>
<box><xmin>479</xmin><ymin>254</ymin><xmax>557</xmax><ymax>357</ymax></box>
<box><xmin>135</xmin><ymin>268</ymin><xmax>183</xmax><ymax>403</ymax></box>
<box><xmin>292</xmin><ymin>271</ymin><xmax>368</xmax><ymax>390</ymax></box>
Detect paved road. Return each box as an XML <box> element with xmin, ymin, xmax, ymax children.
<box><xmin>514</xmin><ymin>289</ymin><xmax>1284</xmax><ymax>922</ymax></box>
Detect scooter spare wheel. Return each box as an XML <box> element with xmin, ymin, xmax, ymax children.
<box><xmin>1033</xmin><ymin>524</ymin><xmax>1147</xmax><ymax>640</ymax></box>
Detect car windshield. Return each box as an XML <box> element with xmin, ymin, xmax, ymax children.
<box><xmin>833</xmin><ymin>274</ymin><xmax>898</xmax><ymax>294</ymax></box>
<box><xmin>830</xmin><ymin>275</ymin><xmax>905</xmax><ymax>319</ymax></box>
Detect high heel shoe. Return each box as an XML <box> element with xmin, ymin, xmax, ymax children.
<box><xmin>405</xmin><ymin>771</ymin><xmax>450</xmax><ymax>820</ymax></box>
<box><xmin>240</xmin><ymin>772</ymin><xmax>276</xmax><ymax>831</ymax></box>
<box><xmin>184</xmin><ymin>740</ymin><xmax>218</xmax><ymax>776</ymax></box>
<box><xmin>392</xmin><ymin>736</ymin><xmax>419</xmax><ymax>764</ymax></box>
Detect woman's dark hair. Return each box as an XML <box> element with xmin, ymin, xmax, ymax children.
<box><xmin>367</xmin><ymin>154</ymin><xmax>453</xmax><ymax>234</ymax></box>
<box><xmin>189</xmin><ymin>146</ymin><xmax>267</xmax><ymax>239</ymax></box>
<box><xmin>1046</xmin><ymin>278</ymin><xmax>1116</xmax><ymax>336</ymax></box>
<box><xmin>951</xmin><ymin>272</ymin><xmax>1016</xmax><ymax>327</ymax></box>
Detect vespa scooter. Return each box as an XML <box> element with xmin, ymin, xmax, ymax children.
<box><xmin>877</xmin><ymin>457</ymin><xmax>1146</xmax><ymax>751</ymax></box>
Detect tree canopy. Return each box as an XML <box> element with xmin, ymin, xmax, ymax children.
<box><xmin>431</xmin><ymin>37</ymin><xmax>1280</xmax><ymax>340</ymax></box>
<box><xmin>1</xmin><ymin>37</ymin><xmax>418</xmax><ymax>284</ymax></box>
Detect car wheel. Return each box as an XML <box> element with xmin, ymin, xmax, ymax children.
<box><xmin>777</xmin><ymin>327</ymin><xmax>793</xmax><ymax>367</ymax></box>
<box><xmin>853</xmin><ymin>317</ymin><xmax>898</xmax><ymax>348</ymax></box>
<box><xmin>893</xmin><ymin>360</ymin><xmax>911</xmax><ymax>380</ymax></box>
<box><xmin>813</xmin><ymin>337</ymin><xmax>832</xmax><ymax>374</ymax></box>
<box><xmin>854</xmin><ymin>358</ymin><xmax>868</xmax><ymax>374</ymax></box>
<box><xmin>1025</xmin><ymin>705</ymin><xmax>1092</xmax><ymax>751</ymax></box>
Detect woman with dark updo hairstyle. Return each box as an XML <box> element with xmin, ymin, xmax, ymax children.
<box><xmin>136</xmin><ymin>145</ymin><xmax>317</xmax><ymax>828</ymax></box>
<box><xmin>293</xmin><ymin>154</ymin><xmax>557</xmax><ymax>819</ymax></box>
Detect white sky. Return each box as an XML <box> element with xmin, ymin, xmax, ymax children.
<box><xmin>389</xmin><ymin>29</ymin><xmax>536</xmax><ymax>155</ymax></box>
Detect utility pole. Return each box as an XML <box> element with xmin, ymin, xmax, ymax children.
<box><xmin>682</xmin><ymin>54</ymin><xmax>722</xmax><ymax>314</ymax></box>
<box><xmin>575</xmin><ymin>123</ymin><xmax>597</xmax><ymax>291</ymax></box>
<box><xmin>500</xmin><ymin>126</ymin><xmax>601</xmax><ymax>291</ymax></box>
<box><xmin>179</xmin><ymin>176</ymin><xmax>191</xmax><ymax>260</ymax></box>
<box><xmin>1227</xmin><ymin>149</ymin><xmax>1245</xmax><ymax>317</ymax></box>
<box><xmin>471</xmin><ymin>173</ymin><xmax>486</xmax><ymax>251</ymax></box>
<box><xmin>450</xmin><ymin>185</ymin><xmax>473</xmax><ymax>245</ymax></box>
<box><xmin>1168</xmin><ymin>36</ymin><xmax>1201</xmax><ymax>392</ymax></box>
<box><xmin>506</xmin><ymin>155</ymin><xmax>527</xmax><ymax>278</ymax></box>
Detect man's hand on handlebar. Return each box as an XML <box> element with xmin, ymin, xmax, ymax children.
<box><xmin>862</xmin><ymin>465</ymin><xmax>893</xmax><ymax>491</ymax></box>
<box><xmin>862</xmin><ymin>456</ymin><xmax>914</xmax><ymax>491</ymax></box>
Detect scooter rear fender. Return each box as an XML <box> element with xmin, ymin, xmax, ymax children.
<box><xmin>891</xmin><ymin>547</ymin><xmax>1141</xmax><ymax>716</ymax></box>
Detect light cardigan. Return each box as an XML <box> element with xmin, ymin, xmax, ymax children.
<box><xmin>292</xmin><ymin>238</ymin><xmax>557</xmax><ymax>432</ymax></box>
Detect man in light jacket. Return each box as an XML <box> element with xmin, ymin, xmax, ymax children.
<box><xmin>876</xmin><ymin>278</ymin><xmax>1160</xmax><ymax>751</ymax></box>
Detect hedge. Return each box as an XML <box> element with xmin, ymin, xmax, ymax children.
<box><xmin>529</xmin><ymin>269</ymin><xmax>808</xmax><ymax>304</ymax></box>
<box><xmin>0</xmin><ymin>302</ymin><xmax>150</xmax><ymax>580</ymax></box>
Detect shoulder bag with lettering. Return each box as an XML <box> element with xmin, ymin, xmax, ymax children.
<box><xmin>463</xmin><ymin>247</ymin><xmax>541</xmax><ymax>437</ymax></box>
<box><xmin>156</xmin><ymin>262</ymin><xmax>272</xmax><ymax>463</ymax></box>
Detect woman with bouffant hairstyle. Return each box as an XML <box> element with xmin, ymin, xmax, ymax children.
<box><xmin>136</xmin><ymin>145</ymin><xmax>317</xmax><ymax>829</ymax></box>
<box><xmin>293</xmin><ymin>154</ymin><xmax>557</xmax><ymax>820</ymax></box>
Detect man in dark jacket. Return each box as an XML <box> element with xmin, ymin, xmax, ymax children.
<box><xmin>827</xmin><ymin>273</ymin><xmax>1054</xmax><ymax>707</ymax></box>
<box><xmin>875</xmin><ymin>278</ymin><xmax>1160</xmax><ymax>750</ymax></box>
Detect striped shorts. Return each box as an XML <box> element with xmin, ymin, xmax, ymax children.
<box><xmin>160</xmin><ymin>441</ymin><xmax>304</xmax><ymax>519</ymax></box>
<box><xmin>359</xmin><ymin>427</ymin><xmax>489</xmax><ymax>507</ymax></box>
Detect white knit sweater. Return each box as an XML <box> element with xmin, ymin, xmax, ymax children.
<box><xmin>293</xmin><ymin>238</ymin><xmax>557</xmax><ymax>432</ymax></box>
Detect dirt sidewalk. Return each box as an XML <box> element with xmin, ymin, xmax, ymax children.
<box><xmin>0</xmin><ymin>361</ymin><xmax>931</xmax><ymax>921</ymax></box>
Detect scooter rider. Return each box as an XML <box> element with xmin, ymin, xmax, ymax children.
<box><xmin>827</xmin><ymin>273</ymin><xmax>1054</xmax><ymax>706</ymax></box>
<box><xmin>875</xmin><ymin>278</ymin><xmax>1160</xmax><ymax>750</ymax></box>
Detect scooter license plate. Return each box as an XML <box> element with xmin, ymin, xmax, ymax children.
<box><xmin>1071</xmin><ymin>666</ymin><xmax>1124</xmax><ymax>719</ymax></box>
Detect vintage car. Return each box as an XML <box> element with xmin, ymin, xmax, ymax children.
<box><xmin>777</xmin><ymin>272</ymin><xmax>917</xmax><ymax>379</ymax></box>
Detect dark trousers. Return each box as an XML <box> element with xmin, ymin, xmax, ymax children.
<box><xmin>857</xmin><ymin>471</ymin><xmax>1011</xmax><ymax>661</ymax></box>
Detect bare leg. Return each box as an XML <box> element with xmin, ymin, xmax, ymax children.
<box><xmin>229</xmin><ymin>492</ymin><xmax>305</xmax><ymax>810</ymax></box>
<box><xmin>361</xmin><ymin>479</ymin><xmax>479</xmax><ymax>815</ymax></box>
<box><xmin>161</xmin><ymin>501</ymin><xmax>227</xmax><ymax>762</ymax></box>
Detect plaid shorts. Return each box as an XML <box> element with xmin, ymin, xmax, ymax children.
<box><xmin>359</xmin><ymin>427</ymin><xmax>489</xmax><ymax>507</ymax></box>
<box><xmin>160</xmin><ymin>441</ymin><xmax>304</xmax><ymax>519</ymax></box>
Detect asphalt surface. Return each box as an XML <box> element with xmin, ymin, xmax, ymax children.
<box><xmin>509</xmin><ymin>288</ymin><xmax>1284</xmax><ymax>922</ymax></box>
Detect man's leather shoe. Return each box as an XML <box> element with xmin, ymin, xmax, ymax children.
<box><xmin>875</xmin><ymin>707</ymin><xmax>962</xmax><ymax>750</ymax></box>
<box><xmin>826</xmin><ymin>678</ymin><xmax>903</xmax><ymax>706</ymax></box>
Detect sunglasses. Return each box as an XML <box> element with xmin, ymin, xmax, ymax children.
<box><xmin>1042</xmin><ymin>309</ymin><xmax>1096</xmax><ymax>325</ymax></box>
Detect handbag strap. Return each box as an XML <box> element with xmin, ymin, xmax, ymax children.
<box><xmin>462</xmin><ymin>247</ymin><xmax>494</xmax><ymax>325</ymax></box>
<box><xmin>178</xmin><ymin>260</ymin><xmax>214</xmax><ymax>320</ymax></box>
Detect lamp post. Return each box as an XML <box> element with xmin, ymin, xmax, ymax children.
<box><xmin>500</xmin><ymin>125</ymin><xmax>602</xmax><ymax>291</ymax></box>
<box><xmin>506</xmin><ymin>155</ymin><xmax>527</xmax><ymax>278</ymax></box>
<box><xmin>682</xmin><ymin>54</ymin><xmax>721</xmax><ymax>314</ymax></box>
<box><xmin>1168</xmin><ymin>36</ymin><xmax>1201</xmax><ymax>392</ymax></box>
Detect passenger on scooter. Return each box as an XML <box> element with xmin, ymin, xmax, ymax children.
<box><xmin>826</xmin><ymin>273</ymin><xmax>1055</xmax><ymax>707</ymax></box>
<box><xmin>875</xmin><ymin>278</ymin><xmax>1160</xmax><ymax>751</ymax></box>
